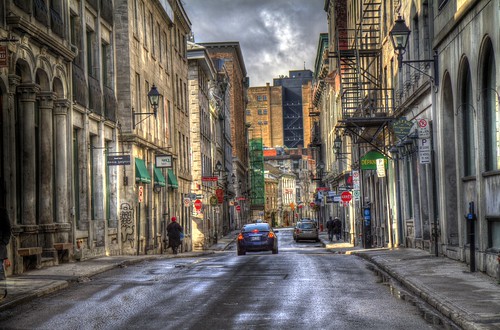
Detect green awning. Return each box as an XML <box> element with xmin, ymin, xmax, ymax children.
<box><xmin>154</xmin><ymin>167</ymin><xmax>166</xmax><ymax>186</ymax></box>
<box><xmin>167</xmin><ymin>169</ymin><xmax>178</xmax><ymax>189</ymax></box>
<box><xmin>135</xmin><ymin>158</ymin><xmax>151</xmax><ymax>183</ymax></box>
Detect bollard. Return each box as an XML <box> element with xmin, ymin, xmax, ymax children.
<box><xmin>465</xmin><ymin>202</ymin><xmax>476</xmax><ymax>272</ymax></box>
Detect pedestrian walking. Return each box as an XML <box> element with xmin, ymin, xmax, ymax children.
<box><xmin>0</xmin><ymin>207</ymin><xmax>11</xmax><ymax>298</ymax></box>
<box><xmin>326</xmin><ymin>216</ymin><xmax>334</xmax><ymax>242</ymax></box>
<box><xmin>333</xmin><ymin>217</ymin><xmax>342</xmax><ymax>241</ymax></box>
<box><xmin>166</xmin><ymin>216</ymin><xmax>183</xmax><ymax>255</ymax></box>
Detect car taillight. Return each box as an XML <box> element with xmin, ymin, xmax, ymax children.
<box><xmin>252</xmin><ymin>229</ymin><xmax>259</xmax><ymax>233</ymax></box>
<box><xmin>238</xmin><ymin>233</ymin><xmax>244</xmax><ymax>240</ymax></box>
<box><xmin>268</xmin><ymin>232</ymin><xmax>275</xmax><ymax>238</ymax></box>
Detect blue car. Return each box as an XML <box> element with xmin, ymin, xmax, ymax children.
<box><xmin>237</xmin><ymin>223</ymin><xmax>279</xmax><ymax>255</ymax></box>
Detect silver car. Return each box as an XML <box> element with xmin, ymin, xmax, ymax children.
<box><xmin>293</xmin><ymin>221</ymin><xmax>319</xmax><ymax>242</ymax></box>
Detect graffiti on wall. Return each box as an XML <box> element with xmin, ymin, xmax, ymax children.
<box><xmin>120</xmin><ymin>203</ymin><xmax>134</xmax><ymax>247</ymax></box>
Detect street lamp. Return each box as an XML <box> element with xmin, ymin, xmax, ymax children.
<box><xmin>389</xmin><ymin>16</ymin><xmax>411</xmax><ymax>67</ymax></box>
<box><xmin>389</xmin><ymin>16</ymin><xmax>439</xmax><ymax>253</ymax></box>
<box><xmin>214</xmin><ymin>160</ymin><xmax>223</xmax><ymax>176</ymax></box>
<box><xmin>133</xmin><ymin>84</ymin><xmax>161</xmax><ymax>128</ymax></box>
<box><xmin>389</xmin><ymin>16</ymin><xmax>439</xmax><ymax>86</ymax></box>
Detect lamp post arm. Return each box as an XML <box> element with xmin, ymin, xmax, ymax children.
<box><xmin>399</xmin><ymin>51</ymin><xmax>439</xmax><ymax>86</ymax></box>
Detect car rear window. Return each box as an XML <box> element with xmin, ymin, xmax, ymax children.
<box><xmin>299</xmin><ymin>222</ymin><xmax>315</xmax><ymax>229</ymax></box>
<box><xmin>242</xmin><ymin>224</ymin><xmax>270</xmax><ymax>232</ymax></box>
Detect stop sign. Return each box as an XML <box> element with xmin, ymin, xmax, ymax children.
<box><xmin>341</xmin><ymin>191</ymin><xmax>352</xmax><ymax>202</ymax></box>
<box><xmin>194</xmin><ymin>199</ymin><xmax>202</xmax><ymax>210</ymax></box>
<box><xmin>236</xmin><ymin>205</ymin><xmax>241</xmax><ymax>212</ymax></box>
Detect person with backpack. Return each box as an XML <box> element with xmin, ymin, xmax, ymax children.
<box><xmin>167</xmin><ymin>216</ymin><xmax>183</xmax><ymax>255</ymax></box>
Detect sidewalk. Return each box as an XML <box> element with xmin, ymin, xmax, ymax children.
<box><xmin>318</xmin><ymin>231</ymin><xmax>500</xmax><ymax>330</ymax></box>
<box><xmin>0</xmin><ymin>232</ymin><xmax>238</xmax><ymax>312</ymax></box>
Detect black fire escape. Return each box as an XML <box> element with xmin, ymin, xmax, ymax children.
<box><xmin>332</xmin><ymin>0</ymin><xmax>393</xmax><ymax>144</ymax></box>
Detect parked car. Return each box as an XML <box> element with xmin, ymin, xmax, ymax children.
<box><xmin>237</xmin><ymin>223</ymin><xmax>279</xmax><ymax>255</ymax></box>
<box><xmin>293</xmin><ymin>221</ymin><xmax>319</xmax><ymax>242</ymax></box>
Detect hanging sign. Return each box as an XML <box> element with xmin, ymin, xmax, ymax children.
<box><xmin>194</xmin><ymin>199</ymin><xmax>202</xmax><ymax>211</ymax></box>
<box><xmin>392</xmin><ymin>118</ymin><xmax>414</xmax><ymax>140</ymax></box>
<box><xmin>216</xmin><ymin>189</ymin><xmax>224</xmax><ymax>203</ymax></box>
<box><xmin>155</xmin><ymin>155</ymin><xmax>172</xmax><ymax>168</ymax></box>
<box><xmin>361</xmin><ymin>151</ymin><xmax>387</xmax><ymax>170</ymax></box>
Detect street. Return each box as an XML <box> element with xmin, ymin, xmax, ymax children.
<box><xmin>0</xmin><ymin>229</ymin><xmax>438</xmax><ymax>330</ymax></box>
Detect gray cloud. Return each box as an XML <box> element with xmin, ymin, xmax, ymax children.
<box><xmin>184</xmin><ymin>0</ymin><xmax>327</xmax><ymax>87</ymax></box>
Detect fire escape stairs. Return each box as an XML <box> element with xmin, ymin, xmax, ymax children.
<box><xmin>334</xmin><ymin>0</ymin><xmax>393</xmax><ymax>144</ymax></box>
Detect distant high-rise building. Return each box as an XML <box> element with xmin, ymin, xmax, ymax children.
<box><xmin>274</xmin><ymin>70</ymin><xmax>313</xmax><ymax>148</ymax></box>
<box><xmin>246</xmin><ymin>70</ymin><xmax>314</xmax><ymax>149</ymax></box>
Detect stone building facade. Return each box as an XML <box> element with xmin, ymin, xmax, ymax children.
<box><xmin>0</xmin><ymin>0</ymin><xmax>194</xmax><ymax>275</ymax></box>
<box><xmin>0</xmin><ymin>0</ymin><xmax>119</xmax><ymax>274</ymax></box>
<box><xmin>320</xmin><ymin>0</ymin><xmax>500</xmax><ymax>277</ymax></box>
<box><xmin>114</xmin><ymin>0</ymin><xmax>192</xmax><ymax>255</ymax></box>
<box><xmin>187</xmin><ymin>41</ymin><xmax>218</xmax><ymax>250</ymax></box>
<box><xmin>200</xmin><ymin>42</ymin><xmax>249</xmax><ymax>233</ymax></box>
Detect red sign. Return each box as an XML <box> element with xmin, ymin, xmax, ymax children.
<box><xmin>216</xmin><ymin>189</ymin><xmax>224</xmax><ymax>203</ymax></box>
<box><xmin>341</xmin><ymin>191</ymin><xmax>352</xmax><ymax>203</ymax></box>
<box><xmin>236</xmin><ymin>205</ymin><xmax>241</xmax><ymax>212</ymax></box>
<box><xmin>310</xmin><ymin>202</ymin><xmax>315</xmax><ymax>207</ymax></box>
<box><xmin>201</xmin><ymin>176</ymin><xmax>218</xmax><ymax>182</ymax></box>
<box><xmin>316</xmin><ymin>187</ymin><xmax>329</xmax><ymax>191</ymax></box>
<box><xmin>194</xmin><ymin>199</ymin><xmax>202</xmax><ymax>210</ymax></box>
<box><xmin>237</xmin><ymin>197</ymin><xmax>246</xmax><ymax>201</ymax></box>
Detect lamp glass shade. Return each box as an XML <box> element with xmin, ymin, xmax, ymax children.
<box><xmin>334</xmin><ymin>135</ymin><xmax>342</xmax><ymax>153</ymax></box>
<box><xmin>389</xmin><ymin>16</ymin><xmax>411</xmax><ymax>53</ymax></box>
<box><xmin>215</xmin><ymin>160</ymin><xmax>222</xmax><ymax>171</ymax></box>
<box><xmin>148</xmin><ymin>85</ymin><xmax>160</xmax><ymax>108</ymax></box>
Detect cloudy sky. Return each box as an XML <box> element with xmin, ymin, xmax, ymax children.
<box><xmin>183</xmin><ymin>0</ymin><xmax>327</xmax><ymax>87</ymax></box>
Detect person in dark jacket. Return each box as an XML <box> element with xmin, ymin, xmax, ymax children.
<box><xmin>167</xmin><ymin>216</ymin><xmax>183</xmax><ymax>254</ymax></box>
<box><xmin>326</xmin><ymin>216</ymin><xmax>335</xmax><ymax>242</ymax></box>
<box><xmin>0</xmin><ymin>207</ymin><xmax>11</xmax><ymax>297</ymax></box>
<box><xmin>333</xmin><ymin>217</ymin><xmax>342</xmax><ymax>241</ymax></box>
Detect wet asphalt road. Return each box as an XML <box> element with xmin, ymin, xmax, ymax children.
<box><xmin>0</xmin><ymin>228</ymin><xmax>438</xmax><ymax>329</ymax></box>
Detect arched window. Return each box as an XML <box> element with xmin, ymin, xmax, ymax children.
<box><xmin>482</xmin><ymin>42</ymin><xmax>499</xmax><ymax>171</ymax></box>
<box><xmin>461</xmin><ymin>60</ymin><xmax>475</xmax><ymax>176</ymax></box>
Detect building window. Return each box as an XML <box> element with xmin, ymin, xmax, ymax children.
<box><xmin>150</xmin><ymin>12</ymin><xmax>155</xmax><ymax>55</ymax></box>
<box><xmin>258</xmin><ymin>109</ymin><xmax>262</xmax><ymax>115</ymax></box>
<box><xmin>482</xmin><ymin>41</ymin><xmax>499</xmax><ymax>171</ymax></box>
<box><xmin>141</xmin><ymin>1</ymin><xmax>147</xmax><ymax>47</ymax></box>
<box><xmin>461</xmin><ymin>60</ymin><xmax>476</xmax><ymax>176</ymax></box>
<box><xmin>101</xmin><ymin>40</ymin><xmax>112</xmax><ymax>87</ymax></box>
<box><xmin>246</xmin><ymin>110</ymin><xmax>251</xmax><ymax>115</ymax></box>
<box><xmin>86</xmin><ymin>29</ymin><xmax>96</xmax><ymax>77</ymax></box>
<box><xmin>135</xmin><ymin>73</ymin><xmax>141</xmax><ymax>117</ymax></box>
<box><xmin>133</xmin><ymin>0</ymin><xmax>139</xmax><ymax>35</ymax></box>
<box><xmin>263</xmin><ymin>109</ymin><xmax>268</xmax><ymax>115</ymax></box>
<box><xmin>488</xmin><ymin>218</ymin><xmax>500</xmax><ymax>249</ymax></box>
